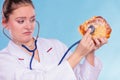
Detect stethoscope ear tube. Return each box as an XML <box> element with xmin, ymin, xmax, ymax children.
<box><xmin>35</xmin><ymin>20</ymin><xmax>40</xmax><ymax>40</ymax></box>
<box><xmin>2</xmin><ymin>20</ymin><xmax>40</xmax><ymax>41</ymax></box>
<box><xmin>3</xmin><ymin>20</ymin><xmax>40</xmax><ymax>70</ymax></box>
<box><xmin>3</xmin><ymin>27</ymin><xmax>12</xmax><ymax>40</ymax></box>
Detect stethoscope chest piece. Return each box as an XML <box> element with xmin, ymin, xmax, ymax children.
<box><xmin>88</xmin><ymin>25</ymin><xmax>95</xmax><ymax>34</ymax></box>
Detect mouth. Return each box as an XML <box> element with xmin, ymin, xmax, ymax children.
<box><xmin>23</xmin><ymin>31</ymin><xmax>32</xmax><ymax>35</ymax></box>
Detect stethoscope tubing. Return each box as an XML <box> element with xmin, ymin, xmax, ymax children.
<box><xmin>22</xmin><ymin>40</ymin><xmax>37</xmax><ymax>70</ymax></box>
<box><xmin>58</xmin><ymin>40</ymin><xmax>81</xmax><ymax>65</ymax></box>
<box><xmin>58</xmin><ymin>25</ymin><xmax>95</xmax><ymax>65</ymax></box>
<box><xmin>3</xmin><ymin>20</ymin><xmax>40</xmax><ymax>70</ymax></box>
<box><xmin>3</xmin><ymin>20</ymin><xmax>95</xmax><ymax>70</ymax></box>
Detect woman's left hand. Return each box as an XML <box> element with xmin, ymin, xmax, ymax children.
<box><xmin>86</xmin><ymin>37</ymin><xmax>108</xmax><ymax>66</ymax></box>
<box><xmin>93</xmin><ymin>37</ymin><xmax>108</xmax><ymax>51</ymax></box>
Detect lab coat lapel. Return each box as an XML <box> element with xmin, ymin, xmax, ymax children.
<box><xmin>7</xmin><ymin>41</ymin><xmax>31</xmax><ymax>69</ymax></box>
<box><xmin>7</xmin><ymin>41</ymin><xmax>44</xmax><ymax>70</ymax></box>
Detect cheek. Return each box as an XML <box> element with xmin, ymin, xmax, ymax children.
<box><xmin>8</xmin><ymin>22</ymin><xmax>22</xmax><ymax>36</ymax></box>
<box><xmin>10</xmin><ymin>24</ymin><xmax>20</xmax><ymax>32</ymax></box>
<box><xmin>32</xmin><ymin>23</ymin><xmax>36</xmax><ymax>30</ymax></box>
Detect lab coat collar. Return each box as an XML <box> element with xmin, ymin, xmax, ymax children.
<box><xmin>7</xmin><ymin>40</ymin><xmax>31</xmax><ymax>68</ymax></box>
<box><xmin>6</xmin><ymin>40</ymin><xmax>52</xmax><ymax>70</ymax></box>
<box><xmin>6</xmin><ymin>38</ymin><xmax>58</xmax><ymax>70</ymax></box>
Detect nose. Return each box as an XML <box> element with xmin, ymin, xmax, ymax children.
<box><xmin>25</xmin><ymin>21</ymin><xmax>33</xmax><ymax>29</ymax></box>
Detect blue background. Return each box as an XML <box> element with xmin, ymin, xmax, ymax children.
<box><xmin>0</xmin><ymin>0</ymin><xmax>120</xmax><ymax>80</ymax></box>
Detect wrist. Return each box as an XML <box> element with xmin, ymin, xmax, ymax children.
<box><xmin>67</xmin><ymin>52</ymin><xmax>84</xmax><ymax>68</ymax></box>
<box><xmin>86</xmin><ymin>52</ymin><xmax>95</xmax><ymax>66</ymax></box>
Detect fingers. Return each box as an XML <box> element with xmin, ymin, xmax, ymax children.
<box><xmin>83</xmin><ymin>28</ymin><xmax>91</xmax><ymax>40</ymax></box>
<box><xmin>80</xmin><ymin>28</ymin><xmax>92</xmax><ymax>48</ymax></box>
<box><xmin>85</xmin><ymin>28</ymin><xmax>92</xmax><ymax>36</ymax></box>
<box><xmin>100</xmin><ymin>37</ymin><xmax>108</xmax><ymax>44</ymax></box>
<box><xmin>93</xmin><ymin>38</ymin><xmax>100</xmax><ymax>47</ymax></box>
<box><xmin>93</xmin><ymin>37</ymin><xmax>108</xmax><ymax>49</ymax></box>
<box><xmin>76</xmin><ymin>28</ymin><xmax>95</xmax><ymax>57</ymax></box>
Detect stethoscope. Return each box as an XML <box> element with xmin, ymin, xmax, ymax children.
<box><xmin>3</xmin><ymin>21</ymin><xmax>95</xmax><ymax>70</ymax></box>
<box><xmin>58</xmin><ymin>25</ymin><xmax>95</xmax><ymax>65</ymax></box>
<box><xmin>3</xmin><ymin>20</ymin><xmax>40</xmax><ymax>70</ymax></box>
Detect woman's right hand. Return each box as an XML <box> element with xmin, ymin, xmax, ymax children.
<box><xmin>68</xmin><ymin>29</ymin><xmax>95</xmax><ymax>68</ymax></box>
<box><xmin>74</xmin><ymin>28</ymin><xmax>95</xmax><ymax>58</ymax></box>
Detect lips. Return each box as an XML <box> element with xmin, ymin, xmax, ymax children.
<box><xmin>23</xmin><ymin>31</ymin><xmax>32</xmax><ymax>35</ymax></box>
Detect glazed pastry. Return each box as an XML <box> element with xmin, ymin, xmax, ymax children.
<box><xmin>78</xmin><ymin>16</ymin><xmax>112</xmax><ymax>39</ymax></box>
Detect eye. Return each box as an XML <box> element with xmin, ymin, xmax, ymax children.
<box><xmin>17</xmin><ymin>19</ymin><xmax>25</xmax><ymax>24</ymax></box>
<box><xmin>30</xmin><ymin>18</ymin><xmax>35</xmax><ymax>23</ymax></box>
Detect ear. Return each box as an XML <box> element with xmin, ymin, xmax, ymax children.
<box><xmin>2</xmin><ymin>18</ymin><xmax>9</xmax><ymax>29</ymax></box>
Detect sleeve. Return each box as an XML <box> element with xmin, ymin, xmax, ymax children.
<box><xmin>51</xmin><ymin>40</ymin><xmax>102</xmax><ymax>80</ymax></box>
<box><xmin>74</xmin><ymin>56</ymin><xmax>102</xmax><ymax>80</ymax></box>
<box><xmin>0</xmin><ymin>52</ymin><xmax>77</xmax><ymax>80</ymax></box>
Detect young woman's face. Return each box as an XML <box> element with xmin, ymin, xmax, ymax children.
<box><xmin>5</xmin><ymin>5</ymin><xmax>35</xmax><ymax>43</ymax></box>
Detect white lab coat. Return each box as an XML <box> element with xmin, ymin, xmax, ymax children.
<box><xmin>0</xmin><ymin>38</ymin><xmax>102</xmax><ymax>80</ymax></box>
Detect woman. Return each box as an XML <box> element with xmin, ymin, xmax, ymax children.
<box><xmin>0</xmin><ymin>0</ymin><xmax>108</xmax><ymax>80</ymax></box>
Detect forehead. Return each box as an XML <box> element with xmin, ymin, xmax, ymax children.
<box><xmin>10</xmin><ymin>5</ymin><xmax>35</xmax><ymax>18</ymax></box>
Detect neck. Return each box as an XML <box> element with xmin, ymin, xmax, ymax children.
<box><xmin>23</xmin><ymin>38</ymin><xmax>35</xmax><ymax>47</ymax></box>
<box><xmin>13</xmin><ymin>38</ymin><xmax>35</xmax><ymax>48</ymax></box>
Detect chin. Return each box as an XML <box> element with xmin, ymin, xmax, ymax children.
<box><xmin>22</xmin><ymin>37</ymin><xmax>33</xmax><ymax>43</ymax></box>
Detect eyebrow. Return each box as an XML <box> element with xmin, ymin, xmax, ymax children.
<box><xmin>15</xmin><ymin>15</ymin><xmax>36</xmax><ymax>20</ymax></box>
